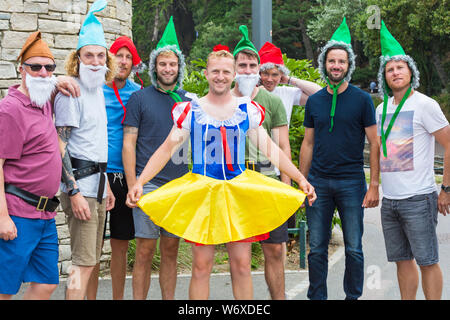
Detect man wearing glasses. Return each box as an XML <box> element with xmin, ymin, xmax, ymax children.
<box><xmin>0</xmin><ymin>31</ymin><xmax>62</xmax><ymax>300</ymax></box>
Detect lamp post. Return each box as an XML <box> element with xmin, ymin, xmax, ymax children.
<box><xmin>252</xmin><ymin>0</ymin><xmax>272</xmax><ymax>50</ymax></box>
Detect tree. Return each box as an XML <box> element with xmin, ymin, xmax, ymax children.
<box><xmin>354</xmin><ymin>0</ymin><xmax>449</xmax><ymax>95</ymax></box>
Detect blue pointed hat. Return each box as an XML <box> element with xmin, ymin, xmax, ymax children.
<box><xmin>76</xmin><ymin>0</ymin><xmax>108</xmax><ymax>50</ymax></box>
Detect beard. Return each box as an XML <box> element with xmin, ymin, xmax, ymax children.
<box><xmin>79</xmin><ymin>62</ymin><xmax>108</xmax><ymax>90</ymax></box>
<box><xmin>25</xmin><ymin>73</ymin><xmax>57</xmax><ymax>107</ymax></box>
<box><xmin>326</xmin><ymin>68</ymin><xmax>348</xmax><ymax>83</ymax></box>
<box><xmin>157</xmin><ymin>72</ymin><xmax>178</xmax><ymax>87</ymax></box>
<box><xmin>235</xmin><ymin>73</ymin><xmax>260</xmax><ymax>97</ymax></box>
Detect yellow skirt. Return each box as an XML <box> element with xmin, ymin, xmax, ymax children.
<box><xmin>137</xmin><ymin>170</ymin><xmax>306</xmax><ymax>245</ymax></box>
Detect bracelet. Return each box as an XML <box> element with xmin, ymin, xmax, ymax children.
<box><xmin>288</xmin><ymin>76</ymin><xmax>291</xmax><ymax>85</ymax></box>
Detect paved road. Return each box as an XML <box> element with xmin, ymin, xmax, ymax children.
<box><xmin>14</xmin><ymin>187</ymin><xmax>449</xmax><ymax>300</ymax></box>
<box><xmin>290</xmin><ymin>187</ymin><xmax>450</xmax><ymax>300</ymax></box>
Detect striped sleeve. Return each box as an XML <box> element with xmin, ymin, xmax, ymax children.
<box><xmin>171</xmin><ymin>101</ymin><xmax>192</xmax><ymax>130</ymax></box>
<box><xmin>248</xmin><ymin>100</ymin><xmax>266</xmax><ymax>129</ymax></box>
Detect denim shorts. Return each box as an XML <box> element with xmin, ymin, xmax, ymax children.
<box><xmin>133</xmin><ymin>181</ymin><xmax>179</xmax><ymax>239</ymax></box>
<box><xmin>381</xmin><ymin>192</ymin><xmax>439</xmax><ymax>266</ymax></box>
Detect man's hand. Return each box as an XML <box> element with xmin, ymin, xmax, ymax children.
<box><xmin>56</xmin><ymin>76</ymin><xmax>81</xmax><ymax>97</ymax></box>
<box><xmin>298</xmin><ymin>177</ymin><xmax>317</xmax><ymax>206</ymax></box>
<box><xmin>0</xmin><ymin>215</ymin><xmax>17</xmax><ymax>241</ymax></box>
<box><xmin>126</xmin><ymin>183</ymin><xmax>143</xmax><ymax>208</ymax></box>
<box><xmin>280</xmin><ymin>73</ymin><xmax>289</xmax><ymax>84</ymax></box>
<box><xmin>438</xmin><ymin>190</ymin><xmax>450</xmax><ymax>216</ymax></box>
<box><xmin>106</xmin><ymin>185</ymin><xmax>115</xmax><ymax>212</ymax></box>
<box><xmin>362</xmin><ymin>184</ymin><xmax>379</xmax><ymax>208</ymax></box>
<box><xmin>69</xmin><ymin>193</ymin><xmax>91</xmax><ymax>220</ymax></box>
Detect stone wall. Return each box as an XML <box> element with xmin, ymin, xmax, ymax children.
<box><xmin>0</xmin><ymin>0</ymin><xmax>133</xmax><ymax>98</ymax></box>
<box><xmin>0</xmin><ymin>0</ymin><xmax>133</xmax><ymax>277</ymax></box>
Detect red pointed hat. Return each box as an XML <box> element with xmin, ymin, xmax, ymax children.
<box><xmin>109</xmin><ymin>36</ymin><xmax>142</xmax><ymax>67</ymax></box>
<box><xmin>213</xmin><ymin>44</ymin><xmax>230</xmax><ymax>52</ymax></box>
<box><xmin>259</xmin><ymin>42</ymin><xmax>283</xmax><ymax>65</ymax></box>
<box><xmin>258</xmin><ymin>41</ymin><xmax>290</xmax><ymax>75</ymax></box>
<box><xmin>110</xmin><ymin>35</ymin><xmax>145</xmax><ymax>88</ymax></box>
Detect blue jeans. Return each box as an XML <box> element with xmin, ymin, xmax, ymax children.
<box><xmin>305</xmin><ymin>174</ymin><xmax>366</xmax><ymax>300</ymax></box>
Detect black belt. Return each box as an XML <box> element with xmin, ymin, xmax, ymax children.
<box><xmin>71</xmin><ymin>157</ymin><xmax>107</xmax><ymax>204</ymax></box>
<box><xmin>4</xmin><ymin>184</ymin><xmax>60</xmax><ymax>212</ymax></box>
<box><xmin>245</xmin><ymin>160</ymin><xmax>273</xmax><ymax>173</ymax></box>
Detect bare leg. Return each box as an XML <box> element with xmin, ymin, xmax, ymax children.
<box><xmin>132</xmin><ymin>237</ymin><xmax>157</xmax><ymax>300</ymax></box>
<box><xmin>66</xmin><ymin>265</ymin><xmax>95</xmax><ymax>300</ymax></box>
<box><xmin>262</xmin><ymin>242</ymin><xmax>286</xmax><ymax>299</ymax></box>
<box><xmin>189</xmin><ymin>244</ymin><xmax>215</xmax><ymax>300</ymax></box>
<box><xmin>396</xmin><ymin>260</ymin><xmax>419</xmax><ymax>300</ymax></box>
<box><xmin>23</xmin><ymin>283</ymin><xmax>58</xmax><ymax>300</ymax></box>
<box><xmin>110</xmin><ymin>238</ymin><xmax>129</xmax><ymax>300</ymax></box>
<box><xmin>420</xmin><ymin>263</ymin><xmax>443</xmax><ymax>300</ymax></box>
<box><xmin>159</xmin><ymin>236</ymin><xmax>180</xmax><ymax>300</ymax></box>
<box><xmin>227</xmin><ymin>242</ymin><xmax>253</xmax><ymax>300</ymax></box>
<box><xmin>86</xmin><ymin>262</ymin><xmax>100</xmax><ymax>300</ymax></box>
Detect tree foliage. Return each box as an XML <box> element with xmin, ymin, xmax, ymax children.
<box><xmin>131</xmin><ymin>0</ymin><xmax>448</xmax><ymax>96</ymax></box>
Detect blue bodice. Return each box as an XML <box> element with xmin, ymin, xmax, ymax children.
<box><xmin>190</xmin><ymin>101</ymin><xmax>250</xmax><ymax>180</ymax></box>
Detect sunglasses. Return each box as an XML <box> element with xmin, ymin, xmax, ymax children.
<box><xmin>23</xmin><ymin>63</ymin><xmax>56</xmax><ymax>72</ymax></box>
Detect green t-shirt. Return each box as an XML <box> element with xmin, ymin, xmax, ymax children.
<box><xmin>246</xmin><ymin>88</ymin><xmax>288</xmax><ymax>176</ymax></box>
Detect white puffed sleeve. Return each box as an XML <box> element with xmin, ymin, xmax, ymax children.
<box><xmin>247</xmin><ymin>100</ymin><xmax>266</xmax><ymax>129</ymax></box>
<box><xmin>171</xmin><ymin>101</ymin><xmax>192</xmax><ymax>130</ymax></box>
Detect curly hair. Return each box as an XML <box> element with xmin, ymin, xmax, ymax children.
<box><xmin>64</xmin><ymin>49</ymin><xmax>116</xmax><ymax>82</ymax></box>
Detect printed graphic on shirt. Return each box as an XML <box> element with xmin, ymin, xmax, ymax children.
<box><xmin>379</xmin><ymin>111</ymin><xmax>414</xmax><ymax>172</ymax></box>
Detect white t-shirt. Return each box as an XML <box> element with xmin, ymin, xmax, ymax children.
<box><xmin>272</xmin><ymin>86</ymin><xmax>302</xmax><ymax>126</ymax></box>
<box><xmin>54</xmin><ymin>79</ymin><xmax>108</xmax><ymax>198</ymax></box>
<box><xmin>376</xmin><ymin>91</ymin><xmax>448</xmax><ymax>199</ymax></box>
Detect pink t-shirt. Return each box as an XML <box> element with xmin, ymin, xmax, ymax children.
<box><xmin>0</xmin><ymin>85</ymin><xmax>62</xmax><ymax>219</ymax></box>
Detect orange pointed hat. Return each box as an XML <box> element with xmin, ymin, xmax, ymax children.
<box><xmin>17</xmin><ymin>31</ymin><xmax>54</xmax><ymax>64</ymax></box>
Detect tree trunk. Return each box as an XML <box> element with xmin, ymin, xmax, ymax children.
<box><xmin>172</xmin><ymin>0</ymin><xmax>196</xmax><ymax>55</ymax></box>
<box><xmin>151</xmin><ymin>6</ymin><xmax>160</xmax><ymax>42</ymax></box>
<box><xmin>298</xmin><ymin>17</ymin><xmax>314</xmax><ymax>66</ymax></box>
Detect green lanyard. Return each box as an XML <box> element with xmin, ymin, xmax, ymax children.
<box><xmin>326</xmin><ymin>78</ymin><xmax>344</xmax><ymax>132</ymax></box>
<box><xmin>380</xmin><ymin>86</ymin><xmax>411</xmax><ymax>158</ymax></box>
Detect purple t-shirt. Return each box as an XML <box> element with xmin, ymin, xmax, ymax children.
<box><xmin>0</xmin><ymin>85</ymin><xmax>62</xmax><ymax>219</ymax></box>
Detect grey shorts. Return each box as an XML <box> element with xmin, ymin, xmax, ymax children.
<box><xmin>133</xmin><ymin>181</ymin><xmax>179</xmax><ymax>239</ymax></box>
<box><xmin>381</xmin><ymin>192</ymin><xmax>439</xmax><ymax>266</ymax></box>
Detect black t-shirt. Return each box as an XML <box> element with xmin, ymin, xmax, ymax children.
<box><xmin>123</xmin><ymin>85</ymin><xmax>191</xmax><ymax>186</ymax></box>
<box><xmin>303</xmin><ymin>84</ymin><xmax>376</xmax><ymax>179</ymax></box>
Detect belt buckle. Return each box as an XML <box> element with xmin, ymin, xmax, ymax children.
<box><xmin>246</xmin><ymin>160</ymin><xmax>255</xmax><ymax>171</ymax></box>
<box><xmin>36</xmin><ymin>196</ymin><xmax>48</xmax><ymax>212</ymax></box>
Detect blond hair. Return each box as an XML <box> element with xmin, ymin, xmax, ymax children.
<box><xmin>206</xmin><ymin>50</ymin><xmax>234</xmax><ymax>68</ymax></box>
<box><xmin>64</xmin><ymin>49</ymin><xmax>116</xmax><ymax>82</ymax></box>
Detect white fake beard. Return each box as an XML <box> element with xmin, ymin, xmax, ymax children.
<box><xmin>79</xmin><ymin>62</ymin><xmax>108</xmax><ymax>90</ymax></box>
<box><xmin>25</xmin><ymin>73</ymin><xmax>57</xmax><ymax>107</ymax></box>
<box><xmin>235</xmin><ymin>73</ymin><xmax>260</xmax><ymax>97</ymax></box>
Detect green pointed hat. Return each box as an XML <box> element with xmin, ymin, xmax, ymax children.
<box><xmin>318</xmin><ymin>17</ymin><xmax>355</xmax><ymax>82</ymax></box>
<box><xmin>156</xmin><ymin>16</ymin><xmax>180</xmax><ymax>51</ymax></box>
<box><xmin>377</xmin><ymin>20</ymin><xmax>420</xmax><ymax>97</ymax></box>
<box><xmin>233</xmin><ymin>25</ymin><xmax>260</xmax><ymax>62</ymax></box>
<box><xmin>330</xmin><ymin>17</ymin><xmax>352</xmax><ymax>44</ymax></box>
<box><xmin>149</xmin><ymin>16</ymin><xmax>185</xmax><ymax>88</ymax></box>
<box><xmin>380</xmin><ymin>20</ymin><xmax>405</xmax><ymax>58</ymax></box>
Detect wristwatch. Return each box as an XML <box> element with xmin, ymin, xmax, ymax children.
<box><xmin>442</xmin><ymin>185</ymin><xmax>450</xmax><ymax>193</ymax></box>
<box><xmin>68</xmin><ymin>188</ymin><xmax>81</xmax><ymax>197</ymax></box>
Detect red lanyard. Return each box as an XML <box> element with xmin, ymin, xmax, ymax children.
<box><xmin>112</xmin><ymin>81</ymin><xmax>127</xmax><ymax>124</ymax></box>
